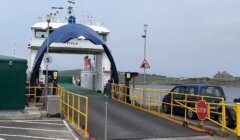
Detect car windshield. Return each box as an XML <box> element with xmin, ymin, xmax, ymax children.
<box><xmin>200</xmin><ymin>86</ymin><xmax>223</xmax><ymax>97</ymax></box>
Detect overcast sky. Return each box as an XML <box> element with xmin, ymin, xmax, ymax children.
<box><xmin>1</xmin><ymin>0</ymin><xmax>240</xmax><ymax>78</ymax></box>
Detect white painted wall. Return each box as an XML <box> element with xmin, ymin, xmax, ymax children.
<box><xmin>95</xmin><ymin>54</ymin><xmax>103</xmax><ymax>92</ymax></box>
<box><xmin>92</xmin><ymin>53</ymin><xmax>112</xmax><ymax>92</ymax></box>
<box><xmin>101</xmin><ymin>52</ymin><xmax>111</xmax><ymax>92</ymax></box>
<box><xmin>29</xmin><ymin>49</ymin><xmax>37</xmax><ymax>72</ymax></box>
<box><xmin>102</xmin><ymin>52</ymin><xmax>111</xmax><ymax>71</ymax></box>
<box><xmin>81</xmin><ymin>71</ymin><xmax>96</xmax><ymax>90</ymax></box>
<box><xmin>29</xmin><ymin>49</ymin><xmax>47</xmax><ymax>83</ymax></box>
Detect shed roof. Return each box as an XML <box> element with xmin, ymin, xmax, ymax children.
<box><xmin>0</xmin><ymin>55</ymin><xmax>27</xmax><ymax>63</ymax></box>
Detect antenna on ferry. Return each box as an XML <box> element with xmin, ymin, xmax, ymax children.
<box><xmin>51</xmin><ymin>7</ymin><xmax>64</xmax><ymax>10</ymax></box>
<box><xmin>68</xmin><ymin>0</ymin><xmax>75</xmax><ymax>4</ymax></box>
<box><xmin>11</xmin><ymin>48</ymin><xmax>15</xmax><ymax>57</ymax></box>
<box><xmin>87</xmin><ymin>15</ymin><xmax>94</xmax><ymax>25</ymax></box>
<box><xmin>67</xmin><ymin>0</ymin><xmax>76</xmax><ymax>24</ymax></box>
<box><xmin>67</xmin><ymin>0</ymin><xmax>75</xmax><ymax>16</ymax></box>
<box><xmin>50</xmin><ymin>7</ymin><xmax>63</xmax><ymax>20</ymax></box>
<box><xmin>12</xmin><ymin>43</ymin><xmax>16</xmax><ymax>57</ymax></box>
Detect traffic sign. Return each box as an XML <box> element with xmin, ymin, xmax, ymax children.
<box><xmin>196</xmin><ymin>100</ymin><xmax>208</xmax><ymax>120</ymax></box>
<box><xmin>140</xmin><ymin>59</ymin><xmax>150</xmax><ymax>69</ymax></box>
<box><xmin>44</xmin><ymin>55</ymin><xmax>52</xmax><ymax>65</ymax></box>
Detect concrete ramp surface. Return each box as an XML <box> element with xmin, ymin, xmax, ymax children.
<box><xmin>60</xmin><ymin>84</ymin><xmax>207</xmax><ymax>139</ymax></box>
<box><xmin>0</xmin><ymin>119</ymin><xmax>76</xmax><ymax>140</ymax></box>
<box><xmin>89</xmin><ymin>98</ymin><xmax>205</xmax><ymax>139</ymax></box>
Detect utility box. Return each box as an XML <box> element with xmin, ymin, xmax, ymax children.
<box><xmin>0</xmin><ymin>55</ymin><xmax>27</xmax><ymax>109</ymax></box>
<box><xmin>46</xmin><ymin>95</ymin><xmax>60</xmax><ymax>117</ymax></box>
<box><xmin>81</xmin><ymin>71</ymin><xmax>96</xmax><ymax>91</ymax></box>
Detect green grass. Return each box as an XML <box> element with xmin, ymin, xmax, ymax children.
<box><xmin>59</xmin><ymin>69</ymin><xmax>81</xmax><ymax>77</ymax></box>
<box><xmin>58</xmin><ymin>69</ymin><xmax>180</xmax><ymax>85</ymax></box>
<box><xmin>118</xmin><ymin>73</ymin><xmax>180</xmax><ymax>85</ymax></box>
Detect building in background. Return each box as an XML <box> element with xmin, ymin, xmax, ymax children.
<box><xmin>213</xmin><ymin>71</ymin><xmax>235</xmax><ymax>81</ymax></box>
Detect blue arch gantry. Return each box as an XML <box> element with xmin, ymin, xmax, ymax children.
<box><xmin>30</xmin><ymin>24</ymin><xmax>119</xmax><ymax>84</ymax></box>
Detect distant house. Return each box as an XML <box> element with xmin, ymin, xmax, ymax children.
<box><xmin>185</xmin><ymin>78</ymin><xmax>202</xmax><ymax>84</ymax></box>
<box><xmin>118</xmin><ymin>72</ymin><xmax>125</xmax><ymax>76</ymax></box>
<box><xmin>179</xmin><ymin>77</ymin><xmax>187</xmax><ymax>80</ymax></box>
<box><xmin>213</xmin><ymin>71</ymin><xmax>235</xmax><ymax>81</ymax></box>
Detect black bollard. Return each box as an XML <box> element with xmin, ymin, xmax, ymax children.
<box><xmin>125</xmin><ymin>72</ymin><xmax>138</xmax><ymax>103</ymax></box>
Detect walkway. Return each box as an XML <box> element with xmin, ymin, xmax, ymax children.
<box><xmin>0</xmin><ymin>119</ymin><xmax>76</xmax><ymax>140</ymax></box>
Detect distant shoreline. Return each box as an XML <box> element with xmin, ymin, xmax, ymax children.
<box><xmin>58</xmin><ymin>69</ymin><xmax>240</xmax><ymax>88</ymax></box>
<box><xmin>121</xmin><ymin>82</ymin><xmax>240</xmax><ymax>88</ymax></box>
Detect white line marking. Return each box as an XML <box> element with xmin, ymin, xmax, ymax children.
<box><xmin>0</xmin><ymin>125</ymin><xmax>69</xmax><ymax>133</ymax></box>
<box><xmin>0</xmin><ymin>133</ymin><xmax>71</xmax><ymax>140</ymax></box>
<box><xmin>12</xmin><ymin>121</ymin><xmax>65</xmax><ymax>126</ymax></box>
<box><xmin>63</xmin><ymin>120</ymin><xmax>78</xmax><ymax>140</ymax></box>
<box><xmin>0</xmin><ymin>120</ymin><xmax>63</xmax><ymax>122</ymax></box>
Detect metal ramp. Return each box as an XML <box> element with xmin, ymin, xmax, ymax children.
<box><xmin>59</xmin><ymin>83</ymin><xmax>208</xmax><ymax>139</ymax></box>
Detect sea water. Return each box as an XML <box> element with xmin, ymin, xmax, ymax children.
<box><xmin>133</xmin><ymin>84</ymin><xmax>240</xmax><ymax>103</ymax></box>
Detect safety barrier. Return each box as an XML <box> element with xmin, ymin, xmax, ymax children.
<box><xmin>25</xmin><ymin>86</ymin><xmax>89</xmax><ymax>137</ymax></box>
<box><xmin>25</xmin><ymin>86</ymin><xmax>46</xmax><ymax>107</ymax></box>
<box><xmin>111</xmin><ymin>83</ymin><xmax>240</xmax><ymax>137</ymax></box>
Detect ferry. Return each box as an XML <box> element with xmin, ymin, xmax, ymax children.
<box><xmin>28</xmin><ymin>0</ymin><xmax>113</xmax><ymax>92</ymax></box>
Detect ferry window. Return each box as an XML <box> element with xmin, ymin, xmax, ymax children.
<box><xmin>99</xmin><ymin>34</ymin><xmax>107</xmax><ymax>41</ymax></box>
<box><xmin>35</xmin><ymin>30</ymin><xmax>47</xmax><ymax>38</ymax></box>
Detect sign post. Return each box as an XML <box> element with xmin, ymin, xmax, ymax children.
<box><xmin>140</xmin><ymin>58</ymin><xmax>150</xmax><ymax>106</ymax></box>
<box><xmin>142</xmin><ymin>24</ymin><xmax>148</xmax><ymax>91</ymax></box>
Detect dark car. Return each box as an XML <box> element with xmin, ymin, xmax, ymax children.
<box><xmin>162</xmin><ymin>84</ymin><xmax>236</xmax><ymax>128</ymax></box>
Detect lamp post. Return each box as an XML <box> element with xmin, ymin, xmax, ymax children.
<box><xmin>45</xmin><ymin>14</ymin><xmax>51</xmax><ymax>98</ymax></box>
<box><xmin>143</xmin><ymin>24</ymin><xmax>148</xmax><ymax>89</ymax></box>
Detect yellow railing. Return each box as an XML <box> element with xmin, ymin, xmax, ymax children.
<box><xmin>25</xmin><ymin>86</ymin><xmax>89</xmax><ymax>138</ymax></box>
<box><xmin>111</xmin><ymin>83</ymin><xmax>240</xmax><ymax>137</ymax></box>
<box><xmin>25</xmin><ymin>86</ymin><xmax>46</xmax><ymax>107</ymax></box>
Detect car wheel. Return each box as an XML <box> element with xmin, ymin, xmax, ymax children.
<box><xmin>162</xmin><ymin>104</ymin><xmax>170</xmax><ymax>114</ymax></box>
<box><xmin>217</xmin><ymin>114</ymin><xmax>233</xmax><ymax>128</ymax></box>
<box><xmin>216</xmin><ymin>108</ymin><xmax>236</xmax><ymax>128</ymax></box>
<box><xmin>187</xmin><ymin>109</ymin><xmax>195</xmax><ymax>119</ymax></box>
<box><xmin>217</xmin><ymin>114</ymin><xmax>229</xmax><ymax>126</ymax></box>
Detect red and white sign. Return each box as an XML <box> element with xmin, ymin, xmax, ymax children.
<box><xmin>140</xmin><ymin>59</ymin><xmax>150</xmax><ymax>69</ymax></box>
<box><xmin>196</xmin><ymin>100</ymin><xmax>208</xmax><ymax>120</ymax></box>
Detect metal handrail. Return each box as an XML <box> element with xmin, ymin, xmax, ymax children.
<box><xmin>111</xmin><ymin>83</ymin><xmax>240</xmax><ymax>137</ymax></box>
<box><xmin>25</xmin><ymin>86</ymin><xmax>89</xmax><ymax>138</ymax></box>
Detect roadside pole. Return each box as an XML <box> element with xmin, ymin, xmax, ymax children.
<box><xmin>45</xmin><ymin>14</ymin><xmax>51</xmax><ymax>105</ymax></box>
<box><xmin>141</xmin><ymin>24</ymin><xmax>149</xmax><ymax>106</ymax></box>
<box><xmin>143</xmin><ymin>24</ymin><xmax>148</xmax><ymax>90</ymax></box>
<box><xmin>105</xmin><ymin>102</ymin><xmax>108</xmax><ymax>140</ymax></box>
